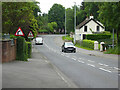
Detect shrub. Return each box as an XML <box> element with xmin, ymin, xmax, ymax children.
<box><xmin>26</xmin><ymin>42</ymin><xmax>32</xmax><ymax>58</ymax></box>
<box><xmin>86</xmin><ymin>34</ymin><xmax>111</xmax><ymax>40</ymax></box>
<box><xmin>104</xmin><ymin>46</ymin><xmax>120</xmax><ymax>55</ymax></box>
<box><xmin>38</xmin><ymin>29</ymin><xmax>48</xmax><ymax>33</ymax></box>
<box><xmin>62</xmin><ymin>35</ymin><xmax>73</xmax><ymax>42</ymax></box>
<box><xmin>16</xmin><ymin>37</ymin><xmax>28</xmax><ymax>61</ymax></box>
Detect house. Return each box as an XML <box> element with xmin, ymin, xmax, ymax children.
<box><xmin>75</xmin><ymin>16</ymin><xmax>105</xmax><ymax>40</ymax></box>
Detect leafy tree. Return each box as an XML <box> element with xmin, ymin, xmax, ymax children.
<box><xmin>98</xmin><ymin>2</ymin><xmax>120</xmax><ymax>45</ymax></box>
<box><xmin>2</xmin><ymin>2</ymin><xmax>40</xmax><ymax>40</ymax></box>
<box><xmin>48</xmin><ymin>22</ymin><xmax>57</xmax><ymax>33</ymax></box>
<box><xmin>48</xmin><ymin>4</ymin><xmax>65</xmax><ymax>30</ymax></box>
<box><xmin>66</xmin><ymin>8</ymin><xmax>74</xmax><ymax>33</ymax></box>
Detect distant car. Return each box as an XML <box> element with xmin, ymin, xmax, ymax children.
<box><xmin>62</xmin><ymin>42</ymin><xmax>76</xmax><ymax>53</ymax></box>
<box><xmin>35</xmin><ymin>37</ymin><xmax>43</xmax><ymax>45</ymax></box>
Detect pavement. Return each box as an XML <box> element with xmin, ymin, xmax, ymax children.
<box><xmin>54</xmin><ymin>36</ymin><xmax>119</xmax><ymax>60</ymax></box>
<box><xmin>2</xmin><ymin>44</ymin><xmax>77</xmax><ymax>88</ymax></box>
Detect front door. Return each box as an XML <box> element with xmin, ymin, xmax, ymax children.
<box><xmin>83</xmin><ymin>34</ymin><xmax>86</xmax><ymax>40</ymax></box>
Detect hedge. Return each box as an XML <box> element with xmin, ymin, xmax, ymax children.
<box><xmin>26</xmin><ymin>42</ymin><xmax>32</xmax><ymax>58</ymax></box>
<box><xmin>16</xmin><ymin>37</ymin><xmax>27</xmax><ymax>61</ymax></box>
<box><xmin>86</xmin><ymin>34</ymin><xmax>111</xmax><ymax>40</ymax></box>
<box><xmin>81</xmin><ymin>39</ymin><xmax>95</xmax><ymax>50</ymax></box>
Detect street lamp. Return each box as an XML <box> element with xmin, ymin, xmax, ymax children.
<box><xmin>74</xmin><ymin>2</ymin><xmax>76</xmax><ymax>44</ymax></box>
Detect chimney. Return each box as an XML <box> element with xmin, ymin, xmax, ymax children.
<box><xmin>90</xmin><ymin>14</ymin><xmax>94</xmax><ymax>19</ymax></box>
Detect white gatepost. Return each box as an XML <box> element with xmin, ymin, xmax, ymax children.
<box><xmin>94</xmin><ymin>41</ymin><xmax>99</xmax><ymax>50</ymax></box>
<box><xmin>100</xmin><ymin>42</ymin><xmax>105</xmax><ymax>52</ymax></box>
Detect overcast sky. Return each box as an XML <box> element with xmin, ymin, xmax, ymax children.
<box><xmin>36</xmin><ymin>0</ymin><xmax>83</xmax><ymax>14</ymax></box>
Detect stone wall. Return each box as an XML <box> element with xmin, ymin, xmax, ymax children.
<box><xmin>1</xmin><ymin>39</ymin><xmax>16</xmax><ymax>63</ymax></box>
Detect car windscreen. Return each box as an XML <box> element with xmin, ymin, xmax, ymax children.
<box><xmin>65</xmin><ymin>42</ymin><xmax>74</xmax><ymax>46</ymax></box>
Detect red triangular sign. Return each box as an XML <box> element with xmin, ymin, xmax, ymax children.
<box><xmin>28</xmin><ymin>31</ymin><xmax>34</xmax><ymax>38</ymax></box>
<box><xmin>15</xmin><ymin>27</ymin><xmax>25</xmax><ymax>36</ymax></box>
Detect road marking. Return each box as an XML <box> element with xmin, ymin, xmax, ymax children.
<box><xmin>88</xmin><ymin>60</ymin><xmax>95</xmax><ymax>63</ymax></box>
<box><xmin>103</xmin><ymin>64</ymin><xmax>109</xmax><ymax>67</ymax></box>
<box><xmin>98</xmin><ymin>63</ymin><xmax>109</xmax><ymax>67</ymax></box>
<box><xmin>78</xmin><ymin>60</ymin><xmax>85</xmax><ymax>63</ymax></box>
<box><xmin>99</xmin><ymin>68</ymin><xmax>112</xmax><ymax>73</ymax></box>
<box><xmin>87</xmin><ymin>63</ymin><xmax>95</xmax><ymax>67</ymax></box>
<box><xmin>72</xmin><ymin>58</ymin><xmax>76</xmax><ymax>61</ymax></box>
<box><xmin>98</xmin><ymin>63</ymin><xmax>104</xmax><ymax>65</ymax></box>
<box><xmin>114</xmin><ymin>67</ymin><xmax>120</xmax><ymax>70</ymax></box>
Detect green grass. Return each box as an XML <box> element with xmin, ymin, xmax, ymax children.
<box><xmin>104</xmin><ymin>46</ymin><xmax>120</xmax><ymax>55</ymax></box>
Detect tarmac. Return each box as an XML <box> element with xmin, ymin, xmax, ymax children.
<box><xmin>2</xmin><ymin>46</ymin><xmax>77</xmax><ymax>88</ymax></box>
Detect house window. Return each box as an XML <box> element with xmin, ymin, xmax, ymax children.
<box><xmin>84</xmin><ymin>26</ymin><xmax>87</xmax><ymax>32</ymax></box>
<box><xmin>97</xmin><ymin>26</ymin><xmax>100</xmax><ymax>32</ymax></box>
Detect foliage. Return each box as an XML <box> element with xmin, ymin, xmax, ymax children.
<box><xmin>78</xmin><ymin>39</ymin><xmax>95</xmax><ymax>50</ymax></box>
<box><xmin>2</xmin><ymin>2</ymin><xmax>40</xmax><ymax>40</ymax></box>
<box><xmin>48</xmin><ymin>22</ymin><xmax>57</xmax><ymax>33</ymax></box>
<box><xmin>104</xmin><ymin>46</ymin><xmax>120</xmax><ymax>55</ymax></box>
<box><xmin>62</xmin><ymin>35</ymin><xmax>73</xmax><ymax>41</ymax></box>
<box><xmin>16</xmin><ymin>37</ymin><xmax>28</xmax><ymax>61</ymax></box>
<box><xmin>98</xmin><ymin>2</ymin><xmax>120</xmax><ymax>44</ymax></box>
<box><xmin>38</xmin><ymin>29</ymin><xmax>48</xmax><ymax>33</ymax></box>
<box><xmin>26</xmin><ymin>42</ymin><xmax>32</xmax><ymax>58</ymax></box>
<box><xmin>66</xmin><ymin>8</ymin><xmax>74</xmax><ymax>33</ymax></box>
<box><xmin>86</xmin><ymin>34</ymin><xmax>111</xmax><ymax>40</ymax></box>
<box><xmin>48</xmin><ymin>4</ymin><xmax>65</xmax><ymax>30</ymax></box>
<box><xmin>10</xmin><ymin>34</ymin><xmax>17</xmax><ymax>39</ymax></box>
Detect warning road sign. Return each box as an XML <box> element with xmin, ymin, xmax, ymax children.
<box><xmin>28</xmin><ymin>31</ymin><xmax>34</xmax><ymax>38</ymax></box>
<box><xmin>15</xmin><ymin>27</ymin><xmax>25</xmax><ymax>36</ymax></box>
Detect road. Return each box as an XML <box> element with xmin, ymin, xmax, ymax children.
<box><xmin>34</xmin><ymin>35</ymin><xmax>119</xmax><ymax>88</ymax></box>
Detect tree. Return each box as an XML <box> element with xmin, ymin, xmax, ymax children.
<box><xmin>98</xmin><ymin>2</ymin><xmax>120</xmax><ymax>45</ymax></box>
<box><xmin>66</xmin><ymin>8</ymin><xmax>74</xmax><ymax>33</ymax></box>
<box><xmin>48</xmin><ymin>22</ymin><xmax>57</xmax><ymax>33</ymax></box>
<box><xmin>2</xmin><ymin>2</ymin><xmax>40</xmax><ymax>39</ymax></box>
<box><xmin>48</xmin><ymin>4</ymin><xmax>65</xmax><ymax>30</ymax></box>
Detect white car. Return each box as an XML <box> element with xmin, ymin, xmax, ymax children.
<box><xmin>35</xmin><ymin>37</ymin><xmax>43</xmax><ymax>45</ymax></box>
<box><xmin>62</xmin><ymin>42</ymin><xmax>76</xmax><ymax>53</ymax></box>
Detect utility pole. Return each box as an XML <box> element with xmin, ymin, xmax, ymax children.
<box><xmin>65</xmin><ymin>9</ymin><xmax>66</xmax><ymax>37</ymax></box>
<box><xmin>74</xmin><ymin>2</ymin><xmax>76</xmax><ymax>44</ymax></box>
<box><xmin>113</xmin><ymin>28</ymin><xmax>114</xmax><ymax>49</ymax></box>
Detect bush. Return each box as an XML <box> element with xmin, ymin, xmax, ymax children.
<box><xmin>16</xmin><ymin>37</ymin><xmax>28</xmax><ymax>61</ymax></box>
<box><xmin>104</xmin><ymin>46</ymin><xmax>120</xmax><ymax>55</ymax></box>
<box><xmin>10</xmin><ymin>34</ymin><xmax>17</xmax><ymax>39</ymax></box>
<box><xmin>38</xmin><ymin>29</ymin><xmax>48</xmax><ymax>33</ymax></box>
<box><xmin>62</xmin><ymin>35</ymin><xmax>73</xmax><ymax>42</ymax></box>
<box><xmin>26</xmin><ymin>42</ymin><xmax>32</xmax><ymax>58</ymax></box>
<box><xmin>81</xmin><ymin>39</ymin><xmax>95</xmax><ymax>50</ymax></box>
<box><xmin>86</xmin><ymin>34</ymin><xmax>111</xmax><ymax>40</ymax></box>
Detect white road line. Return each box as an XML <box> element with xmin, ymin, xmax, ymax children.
<box><xmin>99</xmin><ymin>68</ymin><xmax>112</xmax><ymax>73</ymax></box>
<box><xmin>98</xmin><ymin>63</ymin><xmax>104</xmax><ymax>65</ymax></box>
<box><xmin>103</xmin><ymin>64</ymin><xmax>109</xmax><ymax>67</ymax></box>
<box><xmin>88</xmin><ymin>60</ymin><xmax>95</xmax><ymax>63</ymax></box>
<box><xmin>114</xmin><ymin>67</ymin><xmax>120</xmax><ymax>70</ymax></box>
<box><xmin>87</xmin><ymin>63</ymin><xmax>95</xmax><ymax>67</ymax></box>
<box><xmin>72</xmin><ymin>58</ymin><xmax>76</xmax><ymax>61</ymax></box>
<box><xmin>78</xmin><ymin>60</ymin><xmax>85</xmax><ymax>63</ymax></box>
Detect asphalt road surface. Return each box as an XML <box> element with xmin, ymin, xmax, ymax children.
<box><xmin>34</xmin><ymin>35</ymin><xmax>119</xmax><ymax>88</ymax></box>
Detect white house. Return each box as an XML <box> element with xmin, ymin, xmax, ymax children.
<box><xmin>75</xmin><ymin>16</ymin><xmax>105</xmax><ymax>40</ymax></box>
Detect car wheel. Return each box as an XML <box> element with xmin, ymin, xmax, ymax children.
<box><xmin>73</xmin><ymin>50</ymin><xmax>76</xmax><ymax>53</ymax></box>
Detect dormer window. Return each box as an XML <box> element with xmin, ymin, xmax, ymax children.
<box><xmin>84</xmin><ymin>26</ymin><xmax>87</xmax><ymax>32</ymax></box>
<box><xmin>97</xmin><ymin>26</ymin><xmax>99</xmax><ymax>32</ymax></box>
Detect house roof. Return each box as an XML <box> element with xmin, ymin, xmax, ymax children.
<box><xmin>76</xmin><ymin>18</ymin><xmax>104</xmax><ymax>29</ymax></box>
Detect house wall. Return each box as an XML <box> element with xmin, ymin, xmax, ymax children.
<box><xmin>1</xmin><ymin>39</ymin><xmax>17</xmax><ymax>63</ymax></box>
<box><xmin>76</xmin><ymin>20</ymin><xmax>105</xmax><ymax>40</ymax></box>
